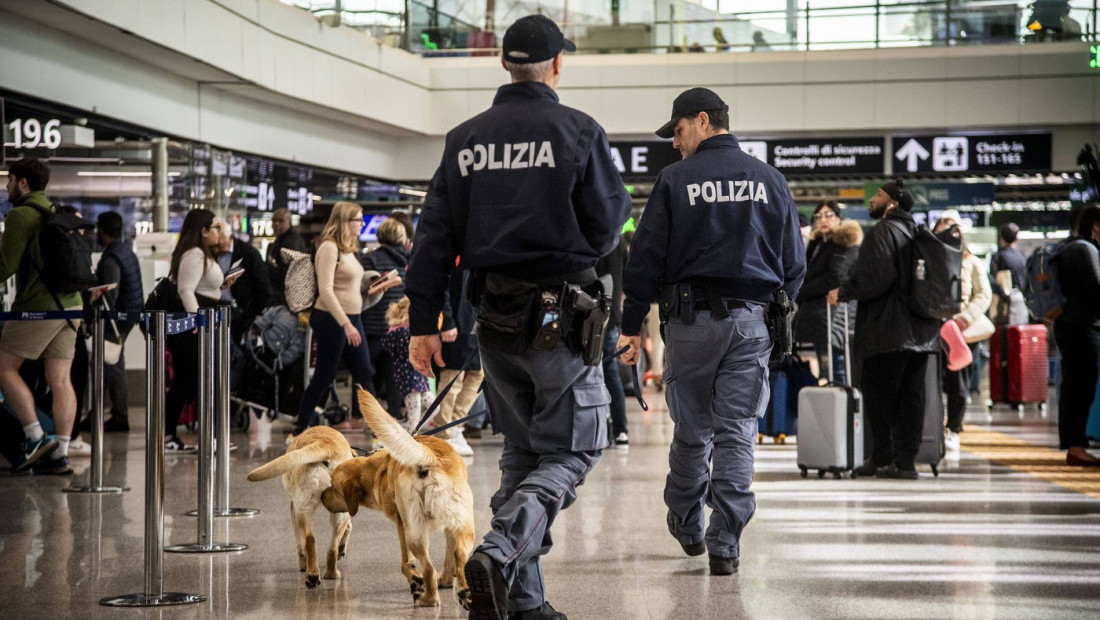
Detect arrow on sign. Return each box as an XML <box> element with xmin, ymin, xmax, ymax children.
<box><xmin>896</xmin><ymin>139</ymin><xmax>930</xmax><ymax>172</ymax></box>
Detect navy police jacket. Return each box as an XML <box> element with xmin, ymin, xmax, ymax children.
<box><xmin>621</xmin><ymin>133</ymin><xmax>806</xmax><ymax>336</ymax></box>
<box><xmin>406</xmin><ymin>81</ymin><xmax>631</xmax><ymax>335</ymax></box>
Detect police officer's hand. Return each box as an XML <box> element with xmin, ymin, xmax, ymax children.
<box><xmin>410</xmin><ymin>335</ymin><xmax>444</xmax><ymax>377</ymax></box>
<box><xmin>826</xmin><ymin>288</ymin><xmax>840</xmax><ymax>306</ymax></box>
<box><xmin>617</xmin><ymin>333</ymin><xmax>642</xmax><ymax>366</ymax></box>
<box><xmin>440</xmin><ymin>328</ymin><xmax>458</xmax><ymax>343</ymax></box>
<box><xmin>343</xmin><ymin>322</ymin><xmax>362</xmax><ymax>347</ymax></box>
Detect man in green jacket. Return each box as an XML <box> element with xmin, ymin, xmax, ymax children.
<box><xmin>0</xmin><ymin>157</ymin><xmax>82</xmax><ymax>474</ymax></box>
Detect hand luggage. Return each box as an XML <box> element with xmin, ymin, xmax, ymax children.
<box><xmin>1087</xmin><ymin>376</ymin><xmax>1100</xmax><ymax>441</ymax></box>
<box><xmin>796</xmin><ymin>303</ymin><xmax>864</xmax><ymax>478</ymax></box>
<box><xmin>989</xmin><ymin>324</ymin><xmax>1048</xmax><ymax>409</ymax></box>
<box><xmin>915</xmin><ymin>351</ymin><xmax>944</xmax><ymax>476</ymax></box>
<box><xmin>759</xmin><ymin>363</ymin><xmax>799</xmax><ymax>445</ymax></box>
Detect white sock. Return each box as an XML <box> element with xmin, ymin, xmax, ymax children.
<box><xmin>51</xmin><ymin>436</ymin><xmax>70</xmax><ymax>459</ymax></box>
<box><xmin>22</xmin><ymin>422</ymin><xmax>44</xmax><ymax>442</ymax></box>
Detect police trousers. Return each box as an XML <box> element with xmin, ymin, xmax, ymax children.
<box><xmin>662</xmin><ymin>305</ymin><xmax>771</xmax><ymax>559</ymax></box>
<box><xmin>479</xmin><ymin>340</ymin><xmax>608</xmax><ymax>613</ymax></box>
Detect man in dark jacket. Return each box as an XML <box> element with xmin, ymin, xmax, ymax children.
<box><xmin>989</xmin><ymin>223</ymin><xmax>1027</xmax><ymax>296</ymax></box>
<box><xmin>830</xmin><ymin>180</ymin><xmax>939</xmax><ymax>479</ymax></box>
<box><xmin>95</xmin><ymin>212</ymin><xmax>144</xmax><ymax>432</ymax></box>
<box><xmin>266</xmin><ymin>208</ymin><xmax>309</xmax><ymax>307</ymax></box>
<box><xmin>216</xmin><ymin>231</ymin><xmax>273</xmax><ymax>342</ymax></box>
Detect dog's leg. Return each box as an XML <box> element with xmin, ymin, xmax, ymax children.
<box><xmin>291</xmin><ymin>501</ymin><xmax>307</xmax><ymax>573</ymax></box>
<box><xmin>440</xmin><ymin>530</ymin><xmax>457</xmax><ymax>588</ymax></box>
<box><xmin>407</xmin><ymin>534</ymin><xmax>438</xmax><ymax>607</ymax></box>
<box><xmin>452</xmin><ymin>519</ymin><xmax>476</xmax><ymax>610</ymax></box>
<box><xmin>394</xmin><ymin>519</ymin><xmax>425</xmax><ymax>603</ymax></box>
<box><xmin>325</xmin><ymin>512</ymin><xmax>351</xmax><ymax>580</ymax></box>
<box><xmin>294</xmin><ymin>508</ymin><xmax>321</xmax><ymax>588</ymax></box>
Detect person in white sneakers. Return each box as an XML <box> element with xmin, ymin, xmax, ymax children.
<box><xmin>436</xmin><ymin>269</ymin><xmax>481</xmax><ymax>457</ymax></box>
<box><xmin>381</xmin><ymin>297</ymin><xmax>435</xmax><ymax>434</ymax></box>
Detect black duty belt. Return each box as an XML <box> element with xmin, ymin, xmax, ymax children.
<box><xmin>693</xmin><ymin>299</ymin><xmax>750</xmax><ymax>314</ymax></box>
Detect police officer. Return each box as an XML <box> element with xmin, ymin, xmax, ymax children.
<box><xmin>618</xmin><ymin>88</ymin><xmax>805</xmax><ymax>576</ymax></box>
<box><xmin>406</xmin><ymin>14</ymin><xmax>630</xmax><ymax>620</ymax></box>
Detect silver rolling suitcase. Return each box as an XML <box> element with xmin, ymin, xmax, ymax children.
<box><xmin>796</xmin><ymin>303</ymin><xmax>864</xmax><ymax>479</ymax></box>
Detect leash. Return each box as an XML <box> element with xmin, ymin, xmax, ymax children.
<box><xmin>413</xmin><ymin>341</ymin><xmax>649</xmax><ymax>437</ymax></box>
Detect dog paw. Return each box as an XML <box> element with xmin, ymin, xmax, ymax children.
<box><xmin>416</xmin><ymin>595</ymin><xmax>440</xmax><ymax>608</ymax></box>
<box><xmin>457</xmin><ymin>588</ymin><xmax>472</xmax><ymax>610</ymax></box>
<box><xmin>324</xmin><ymin>567</ymin><xmax>341</xmax><ymax>580</ymax></box>
<box><xmin>305</xmin><ymin>574</ymin><xmax>321</xmax><ymax>589</ymax></box>
<box><xmin>409</xmin><ymin>575</ymin><xmax>425</xmax><ymax>601</ymax></box>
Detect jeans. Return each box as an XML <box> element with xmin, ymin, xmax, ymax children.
<box><xmin>813</xmin><ymin>342</ymin><xmax>846</xmax><ymax>386</ymax></box>
<box><xmin>601</xmin><ymin>325</ymin><xmax>628</xmax><ymax>436</ymax></box>
<box><xmin>294</xmin><ymin>310</ymin><xmax>374</xmax><ymax>433</ymax></box>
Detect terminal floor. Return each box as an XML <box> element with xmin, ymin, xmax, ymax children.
<box><xmin>2</xmin><ymin>394</ymin><xmax>1099</xmax><ymax>620</ymax></box>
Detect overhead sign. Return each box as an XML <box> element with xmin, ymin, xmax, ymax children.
<box><xmin>893</xmin><ymin>133</ymin><xmax>1051</xmax><ymax>173</ymax></box>
<box><xmin>862</xmin><ymin>181</ymin><xmax>995</xmax><ymax>209</ymax></box>
<box><xmin>767</xmin><ymin>138</ymin><xmax>885</xmax><ymax>174</ymax></box>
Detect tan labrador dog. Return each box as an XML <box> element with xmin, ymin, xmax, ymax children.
<box><xmin>247</xmin><ymin>426</ymin><xmax>356</xmax><ymax>588</ymax></box>
<box><xmin>322</xmin><ymin>388</ymin><xmax>476</xmax><ymax>608</ymax></box>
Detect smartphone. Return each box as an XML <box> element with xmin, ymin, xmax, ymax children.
<box><xmin>86</xmin><ymin>282</ymin><xmax>118</xmax><ymax>295</ymax></box>
<box><xmin>223</xmin><ymin>267</ymin><xmax>245</xmax><ymax>283</ymax></box>
<box><xmin>380</xmin><ymin>269</ymin><xmax>399</xmax><ymax>282</ymax></box>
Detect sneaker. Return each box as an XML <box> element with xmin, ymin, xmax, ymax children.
<box><xmin>510</xmin><ymin>601</ymin><xmax>568</xmax><ymax>620</ymax></box>
<box><xmin>708</xmin><ymin>554</ymin><xmax>739</xmax><ymax>576</ymax></box>
<box><xmin>614</xmin><ymin>432</ymin><xmax>629</xmax><ymax>446</ymax></box>
<box><xmin>11</xmin><ymin>434</ymin><xmax>59</xmax><ymax>473</ymax></box>
<box><xmin>944</xmin><ymin>429</ymin><xmax>961</xmax><ymax>453</ymax></box>
<box><xmin>667</xmin><ymin>511</ymin><xmax>706</xmax><ymax>556</ymax></box>
<box><xmin>103</xmin><ymin>416</ymin><xmax>130</xmax><ymax>433</ymax></box>
<box><xmin>465</xmin><ymin>551</ymin><xmax>509</xmax><ymax>620</ymax></box>
<box><xmin>68</xmin><ymin>438</ymin><xmax>93</xmax><ymax>457</ymax></box>
<box><xmin>33</xmin><ymin>456</ymin><xmax>73</xmax><ymax>475</ymax></box>
<box><xmin>448</xmin><ymin>430</ymin><xmax>475</xmax><ymax>457</ymax></box>
<box><xmin>164</xmin><ymin>435</ymin><xmax>196</xmax><ymax>453</ymax></box>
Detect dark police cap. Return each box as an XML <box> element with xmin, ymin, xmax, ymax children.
<box><xmin>502</xmin><ymin>15</ymin><xmax>576</xmax><ymax>64</ymax></box>
<box><xmin>656</xmin><ymin>87</ymin><xmax>729</xmax><ymax>139</ymax></box>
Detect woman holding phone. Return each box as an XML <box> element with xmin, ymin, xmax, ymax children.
<box><xmin>164</xmin><ymin>209</ymin><xmax>237</xmax><ymax>451</ymax></box>
<box><xmin>290</xmin><ymin>202</ymin><xmax>375</xmax><ymax>441</ymax></box>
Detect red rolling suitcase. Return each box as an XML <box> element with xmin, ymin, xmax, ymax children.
<box><xmin>989</xmin><ymin>325</ymin><xmax>1048</xmax><ymax>408</ymax></box>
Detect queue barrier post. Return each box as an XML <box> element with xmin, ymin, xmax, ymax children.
<box><xmin>214</xmin><ymin>308</ymin><xmax>257</xmax><ymax>517</ymax></box>
<box><xmin>165</xmin><ymin>308</ymin><xmax>247</xmax><ymax>554</ymax></box>
<box><xmin>100</xmin><ymin>311</ymin><xmax>204</xmax><ymax>607</ymax></box>
<box><xmin>68</xmin><ymin>305</ymin><xmax>128</xmax><ymax>494</ymax></box>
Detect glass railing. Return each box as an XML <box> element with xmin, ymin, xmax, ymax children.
<box><xmin>279</xmin><ymin>1</ymin><xmax>1096</xmax><ymax>56</ymax></box>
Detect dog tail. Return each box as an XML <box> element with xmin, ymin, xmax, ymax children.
<box><xmin>356</xmin><ymin>386</ymin><xmax>437</xmax><ymax>469</ymax></box>
<box><xmin>247</xmin><ymin>435</ymin><xmax>343</xmax><ymax>482</ymax></box>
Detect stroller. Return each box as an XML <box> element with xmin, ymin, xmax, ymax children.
<box><xmin>231</xmin><ymin>305</ymin><xmax>349</xmax><ymax>431</ymax></box>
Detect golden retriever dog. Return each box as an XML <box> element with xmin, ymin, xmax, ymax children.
<box><xmin>322</xmin><ymin>388</ymin><xmax>476</xmax><ymax>608</ymax></box>
<box><xmin>247</xmin><ymin>426</ymin><xmax>356</xmax><ymax>588</ymax></box>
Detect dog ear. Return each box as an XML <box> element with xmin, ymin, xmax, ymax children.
<box><xmin>341</xmin><ymin>477</ymin><xmax>363</xmax><ymax>517</ymax></box>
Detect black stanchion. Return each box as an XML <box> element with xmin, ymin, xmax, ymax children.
<box><xmin>100</xmin><ymin>311</ymin><xmax>204</xmax><ymax>607</ymax></box>
<box><xmin>68</xmin><ymin>305</ymin><xmax>128</xmax><ymax>494</ymax></box>
<box><xmin>166</xmin><ymin>308</ymin><xmax>247</xmax><ymax>554</ymax></box>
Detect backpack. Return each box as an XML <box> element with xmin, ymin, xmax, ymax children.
<box><xmin>281</xmin><ymin>248</ymin><xmax>317</xmax><ymax>313</ymax></box>
<box><xmin>26</xmin><ymin>203</ymin><xmax>96</xmax><ymax>295</ymax></box>
<box><xmin>1024</xmin><ymin>239</ymin><xmax>1082</xmax><ymax>323</ymax></box>
<box><xmin>890</xmin><ymin>220</ymin><xmax>963</xmax><ymax>320</ymax></box>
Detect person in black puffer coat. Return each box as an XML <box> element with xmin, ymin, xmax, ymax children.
<box><xmin>361</xmin><ymin>217</ymin><xmax>410</xmax><ymax>417</ymax></box>
<box><xmin>794</xmin><ymin>200</ymin><xmax>862</xmax><ymax>386</ymax></box>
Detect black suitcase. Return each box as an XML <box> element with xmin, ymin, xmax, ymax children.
<box><xmin>916</xmin><ymin>352</ymin><xmax>945</xmax><ymax>476</ymax></box>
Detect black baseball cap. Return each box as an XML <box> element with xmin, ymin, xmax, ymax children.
<box><xmin>502</xmin><ymin>15</ymin><xmax>576</xmax><ymax>64</ymax></box>
<box><xmin>656</xmin><ymin>88</ymin><xmax>729</xmax><ymax>139</ymax></box>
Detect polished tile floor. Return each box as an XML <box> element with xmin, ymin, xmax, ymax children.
<box><xmin>2</xmin><ymin>389</ymin><xmax>1099</xmax><ymax>620</ymax></box>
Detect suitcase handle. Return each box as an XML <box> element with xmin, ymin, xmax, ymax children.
<box><xmin>824</xmin><ymin>301</ymin><xmax>852</xmax><ymax>387</ymax></box>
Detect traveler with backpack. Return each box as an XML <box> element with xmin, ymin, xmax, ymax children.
<box><xmin>1052</xmin><ymin>204</ymin><xmax>1100</xmax><ymax>466</ymax></box>
<box><xmin>289</xmin><ymin>202</ymin><xmax>376</xmax><ymax>442</ymax></box>
<box><xmin>829</xmin><ymin>180</ymin><xmax>940</xmax><ymax>479</ymax></box>
<box><xmin>0</xmin><ymin>157</ymin><xmax>83</xmax><ymax>474</ymax></box>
